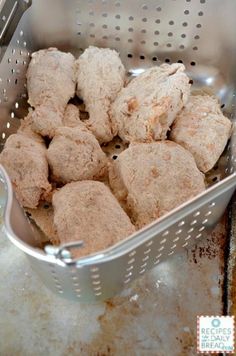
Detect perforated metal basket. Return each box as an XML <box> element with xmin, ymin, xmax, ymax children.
<box><xmin>0</xmin><ymin>0</ymin><xmax>236</xmax><ymax>302</ymax></box>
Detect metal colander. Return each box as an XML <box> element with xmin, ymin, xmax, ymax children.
<box><xmin>0</xmin><ymin>0</ymin><xmax>236</xmax><ymax>302</ymax></box>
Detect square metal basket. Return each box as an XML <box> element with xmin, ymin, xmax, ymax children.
<box><xmin>0</xmin><ymin>0</ymin><xmax>236</xmax><ymax>302</ymax></box>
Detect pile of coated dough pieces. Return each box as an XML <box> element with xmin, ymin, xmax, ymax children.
<box><xmin>0</xmin><ymin>46</ymin><xmax>232</xmax><ymax>258</ymax></box>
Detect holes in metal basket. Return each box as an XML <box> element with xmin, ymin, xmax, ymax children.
<box><xmin>128</xmin><ymin>258</ymin><xmax>135</xmax><ymax>265</ymax></box>
<box><xmin>175</xmin><ymin>229</ymin><xmax>182</xmax><ymax>235</ymax></box>
<box><xmin>95</xmin><ymin>292</ymin><xmax>102</xmax><ymax>296</ymax></box>
<box><xmin>202</xmin><ymin>219</ymin><xmax>208</xmax><ymax>225</ymax></box>
<box><xmin>126</xmin><ymin>265</ymin><xmax>134</xmax><ymax>272</ymax></box>
<box><xmin>146</xmin><ymin>240</ymin><xmax>153</xmax><ymax>247</ymax></box>
<box><xmin>124</xmin><ymin>278</ymin><xmax>131</xmax><ymax>284</ymax></box>
<box><xmin>185</xmin><ymin>235</ymin><xmax>191</xmax><ymax>241</ymax></box>
<box><xmin>187</xmin><ymin>227</ymin><xmax>194</xmax><ymax>233</ymax></box>
<box><xmin>193</xmin><ymin>211</ymin><xmax>200</xmax><ymax>217</ymax></box>
<box><xmin>178</xmin><ymin>220</ymin><xmax>185</xmax><ymax>227</ymax></box>
<box><xmin>160</xmin><ymin>238</ymin><xmax>167</xmax><ymax>244</ymax></box>
<box><xmin>142</xmin><ymin>255</ymin><xmax>149</xmax><ymax>262</ymax></box>
<box><xmin>91</xmin><ymin>274</ymin><xmax>100</xmax><ymax>280</ymax></box>
<box><xmin>162</xmin><ymin>230</ymin><xmax>169</xmax><ymax>237</ymax></box>
<box><xmin>158</xmin><ymin>246</ymin><xmax>165</xmax><ymax>252</ymax></box>
<box><xmin>140</xmin><ymin>263</ymin><xmax>147</xmax><ymax>270</ymax></box>
<box><xmin>125</xmin><ymin>272</ymin><xmax>133</xmax><ymax>279</ymax></box>
<box><xmin>129</xmin><ymin>250</ymin><xmax>136</xmax><ymax>257</ymax></box>
<box><xmin>92</xmin><ymin>280</ymin><xmax>101</xmax><ymax>286</ymax></box>
<box><xmin>195</xmin><ymin>233</ymin><xmax>202</xmax><ymax>239</ymax></box>
<box><xmin>173</xmin><ymin>237</ymin><xmax>180</xmax><ymax>243</ymax></box>
<box><xmin>205</xmin><ymin>211</ymin><xmax>212</xmax><ymax>217</ymax></box>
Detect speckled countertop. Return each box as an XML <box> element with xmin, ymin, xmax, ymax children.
<box><xmin>0</xmin><ymin>220</ymin><xmax>227</xmax><ymax>356</ymax></box>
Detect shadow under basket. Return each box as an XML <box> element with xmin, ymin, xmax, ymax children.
<box><xmin>0</xmin><ymin>0</ymin><xmax>236</xmax><ymax>302</ymax></box>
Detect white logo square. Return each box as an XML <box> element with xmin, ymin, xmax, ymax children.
<box><xmin>197</xmin><ymin>316</ymin><xmax>235</xmax><ymax>353</ymax></box>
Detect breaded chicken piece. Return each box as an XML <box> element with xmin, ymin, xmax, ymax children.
<box><xmin>170</xmin><ymin>95</ymin><xmax>232</xmax><ymax>173</ymax></box>
<box><xmin>27</xmin><ymin>48</ymin><xmax>76</xmax><ymax>109</ymax></box>
<box><xmin>0</xmin><ymin>134</ymin><xmax>51</xmax><ymax>208</ymax></box>
<box><xmin>111</xmin><ymin>63</ymin><xmax>191</xmax><ymax>143</ymax></box>
<box><xmin>26</xmin><ymin>202</ymin><xmax>59</xmax><ymax>245</ymax></box>
<box><xmin>30</xmin><ymin>100</ymin><xmax>64</xmax><ymax>138</ymax></box>
<box><xmin>52</xmin><ymin>181</ymin><xmax>135</xmax><ymax>258</ymax></box>
<box><xmin>47</xmin><ymin>126</ymin><xmax>107</xmax><ymax>183</ymax></box>
<box><xmin>76</xmin><ymin>46</ymin><xmax>126</xmax><ymax>143</ymax></box>
<box><xmin>63</xmin><ymin>103</ymin><xmax>85</xmax><ymax>128</ymax></box>
<box><xmin>17</xmin><ymin>111</ymin><xmax>45</xmax><ymax>144</ymax></box>
<box><xmin>109</xmin><ymin>141</ymin><xmax>205</xmax><ymax>228</ymax></box>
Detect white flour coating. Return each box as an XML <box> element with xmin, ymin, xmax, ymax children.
<box><xmin>170</xmin><ymin>95</ymin><xmax>232</xmax><ymax>172</ymax></box>
<box><xmin>76</xmin><ymin>46</ymin><xmax>126</xmax><ymax>143</ymax></box>
<box><xmin>111</xmin><ymin>63</ymin><xmax>190</xmax><ymax>143</ymax></box>
<box><xmin>109</xmin><ymin>141</ymin><xmax>205</xmax><ymax>228</ymax></box>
